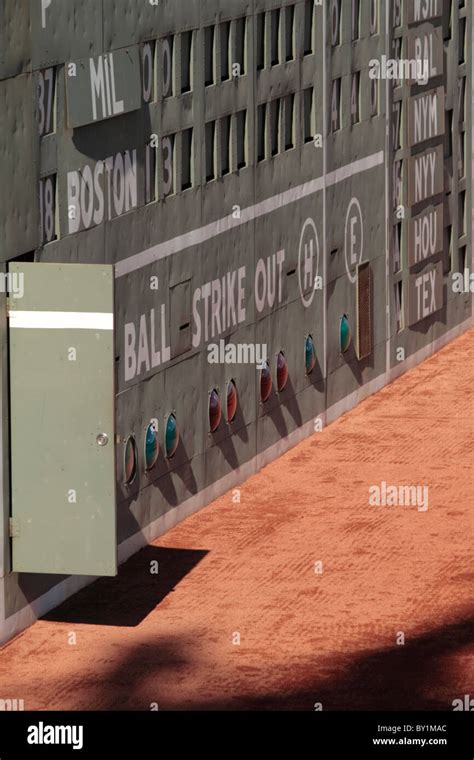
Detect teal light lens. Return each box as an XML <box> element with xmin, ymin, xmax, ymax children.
<box><xmin>165</xmin><ymin>414</ymin><xmax>179</xmax><ymax>459</ymax></box>
<box><xmin>209</xmin><ymin>389</ymin><xmax>222</xmax><ymax>432</ymax></box>
<box><xmin>124</xmin><ymin>435</ymin><xmax>137</xmax><ymax>485</ymax></box>
<box><xmin>305</xmin><ymin>335</ymin><xmax>316</xmax><ymax>374</ymax></box>
<box><xmin>226</xmin><ymin>380</ymin><xmax>238</xmax><ymax>423</ymax></box>
<box><xmin>144</xmin><ymin>422</ymin><xmax>159</xmax><ymax>471</ymax></box>
<box><xmin>340</xmin><ymin>314</ymin><xmax>352</xmax><ymax>353</ymax></box>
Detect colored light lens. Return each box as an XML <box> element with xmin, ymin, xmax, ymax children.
<box><xmin>340</xmin><ymin>315</ymin><xmax>352</xmax><ymax>353</ymax></box>
<box><xmin>260</xmin><ymin>361</ymin><xmax>273</xmax><ymax>402</ymax></box>
<box><xmin>164</xmin><ymin>414</ymin><xmax>179</xmax><ymax>459</ymax></box>
<box><xmin>144</xmin><ymin>422</ymin><xmax>159</xmax><ymax>471</ymax></box>
<box><xmin>226</xmin><ymin>380</ymin><xmax>238</xmax><ymax>423</ymax></box>
<box><xmin>209</xmin><ymin>389</ymin><xmax>222</xmax><ymax>432</ymax></box>
<box><xmin>124</xmin><ymin>435</ymin><xmax>137</xmax><ymax>485</ymax></box>
<box><xmin>276</xmin><ymin>351</ymin><xmax>288</xmax><ymax>392</ymax></box>
<box><xmin>305</xmin><ymin>335</ymin><xmax>316</xmax><ymax>374</ymax></box>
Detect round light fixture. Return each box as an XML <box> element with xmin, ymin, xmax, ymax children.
<box><xmin>340</xmin><ymin>314</ymin><xmax>352</xmax><ymax>353</ymax></box>
<box><xmin>123</xmin><ymin>435</ymin><xmax>137</xmax><ymax>485</ymax></box>
<box><xmin>260</xmin><ymin>361</ymin><xmax>273</xmax><ymax>402</ymax></box>
<box><xmin>276</xmin><ymin>351</ymin><xmax>289</xmax><ymax>392</ymax></box>
<box><xmin>144</xmin><ymin>422</ymin><xmax>159</xmax><ymax>471</ymax></box>
<box><xmin>226</xmin><ymin>380</ymin><xmax>238</xmax><ymax>423</ymax></box>
<box><xmin>209</xmin><ymin>389</ymin><xmax>222</xmax><ymax>432</ymax></box>
<box><xmin>164</xmin><ymin>413</ymin><xmax>179</xmax><ymax>459</ymax></box>
<box><xmin>305</xmin><ymin>335</ymin><xmax>316</xmax><ymax>375</ymax></box>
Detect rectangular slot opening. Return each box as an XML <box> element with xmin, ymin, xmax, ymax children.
<box><xmin>181</xmin><ymin>30</ymin><xmax>193</xmax><ymax>93</ymax></box>
<box><xmin>220</xmin><ymin>21</ymin><xmax>230</xmax><ymax>81</ymax></box>
<box><xmin>181</xmin><ymin>128</ymin><xmax>193</xmax><ymax>191</ymax></box>
<box><xmin>221</xmin><ymin>115</ymin><xmax>231</xmax><ymax>175</ymax></box>
<box><xmin>257</xmin><ymin>104</ymin><xmax>266</xmax><ymax>163</ymax></box>
<box><xmin>205</xmin><ymin>121</ymin><xmax>216</xmax><ymax>182</ymax></box>
<box><xmin>271</xmin><ymin>9</ymin><xmax>280</xmax><ymax>66</ymax></box>
<box><xmin>204</xmin><ymin>26</ymin><xmax>215</xmax><ymax>87</ymax></box>
<box><xmin>237</xmin><ymin>110</ymin><xmax>247</xmax><ymax>170</ymax></box>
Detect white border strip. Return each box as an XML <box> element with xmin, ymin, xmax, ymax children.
<box><xmin>322</xmin><ymin>0</ymin><xmax>328</xmax><ymax>393</ymax></box>
<box><xmin>471</xmin><ymin>0</ymin><xmax>474</xmax><ymax>276</ymax></box>
<box><xmin>8</xmin><ymin>311</ymin><xmax>114</xmax><ymax>330</ymax></box>
<box><xmin>115</xmin><ymin>151</ymin><xmax>385</xmax><ymax>278</ymax></box>
<box><xmin>385</xmin><ymin>1</ymin><xmax>391</xmax><ymax>375</ymax></box>
<box><xmin>1</xmin><ymin>314</ymin><xmax>472</xmax><ymax>647</ymax></box>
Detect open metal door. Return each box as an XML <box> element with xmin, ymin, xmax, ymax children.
<box><xmin>8</xmin><ymin>263</ymin><xmax>117</xmax><ymax>576</ymax></box>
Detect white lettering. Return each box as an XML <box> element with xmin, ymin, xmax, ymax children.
<box><xmin>66</xmin><ymin>151</ymin><xmax>138</xmax><ymax>233</ymax></box>
<box><xmin>90</xmin><ymin>57</ymin><xmax>106</xmax><ymax>121</ymax></box>
<box><xmin>41</xmin><ymin>0</ymin><xmax>52</xmax><ymax>29</ymax></box>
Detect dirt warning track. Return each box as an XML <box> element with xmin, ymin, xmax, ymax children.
<box><xmin>0</xmin><ymin>330</ymin><xmax>473</xmax><ymax>710</ymax></box>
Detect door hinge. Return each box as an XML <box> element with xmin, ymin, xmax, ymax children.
<box><xmin>9</xmin><ymin>517</ymin><xmax>19</xmax><ymax>537</ymax></box>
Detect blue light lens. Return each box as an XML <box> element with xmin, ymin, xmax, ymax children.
<box><xmin>305</xmin><ymin>335</ymin><xmax>316</xmax><ymax>374</ymax></box>
<box><xmin>165</xmin><ymin>414</ymin><xmax>179</xmax><ymax>459</ymax></box>
<box><xmin>340</xmin><ymin>315</ymin><xmax>352</xmax><ymax>353</ymax></box>
<box><xmin>144</xmin><ymin>422</ymin><xmax>159</xmax><ymax>471</ymax></box>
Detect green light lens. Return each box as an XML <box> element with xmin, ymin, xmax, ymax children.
<box><xmin>144</xmin><ymin>422</ymin><xmax>159</xmax><ymax>471</ymax></box>
<box><xmin>165</xmin><ymin>414</ymin><xmax>179</xmax><ymax>459</ymax></box>
<box><xmin>305</xmin><ymin>335</ymin><xmax>316</xmax><ymax>374</ymax></box>
<box><xmin>340</xmin><ymin>315</ymin><xmax>352</xmax><ymax>353</ymax></box>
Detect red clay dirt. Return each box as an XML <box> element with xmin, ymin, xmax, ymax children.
<box><xmin>0</xmin><ymin>330</ymin><xmax>473</xmax><ymax>710</ymax></box>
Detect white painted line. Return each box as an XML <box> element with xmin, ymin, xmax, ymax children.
<box><xmin>8</xmin><ymin>311</ymin><xmax>114</xmax><ymax>330</ymax></box>
<box><xmin>471</xmin><ymin>3</ymin><xmax>474</xmax><ymax>276</ymax></box>
<box><xmin>115</xmin><ymin>151</ymin><xmax>385</xmax><ymax>278</ymax></box>
<box><xmin>385</xmin><ymin>6</ymin><xmax>391</xmax><ymax>375</ymax></box>
<box><xmin>322</xmin><ymin>0</ymin><xmax>328</xmax><ymax>390</ymax></box>
<box><xmin>325</xmin><ymin>152</ymin><xmax>384</xmax><ymax>186</ymax></box>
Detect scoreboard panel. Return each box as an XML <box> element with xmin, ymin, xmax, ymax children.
<box><xmin>389</xmin><ymin>0</ymin><xmax>471</xmax><ymax>360</ymax></box>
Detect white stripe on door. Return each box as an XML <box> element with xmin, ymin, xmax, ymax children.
<box><xmin>8</xmin><ymin>311</ymin><xmax>114</xmax><ymax>330</ymax></box>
